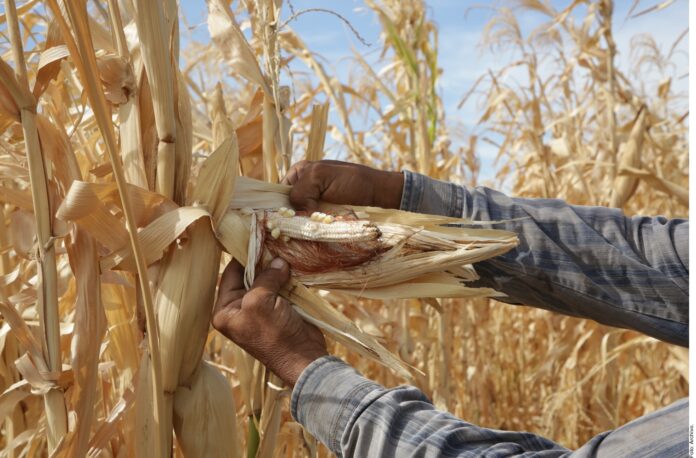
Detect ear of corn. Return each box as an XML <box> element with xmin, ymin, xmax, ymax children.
<box><xmin>266</xmin><ymin>212</ymin><xmax>382</xmax><ymax>243</ymax></box>
<box><xmin>148</xmin><ymin>82</ymin><xmax>240</xmax><ymax>452</ymax></box>
<box><xmin>173</xmin><ymin>361</ymin><xmax>241</xmax><ymax>458</ymax></box>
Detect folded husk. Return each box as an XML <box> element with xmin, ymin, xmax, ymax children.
<box><xmin>173</xmin><ymin>361</ymin><xmax>241</xmax><ymax>458</ymax></box>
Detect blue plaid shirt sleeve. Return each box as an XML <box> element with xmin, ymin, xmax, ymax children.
<box><xmin>400</xmin><ymin>170</ymin><xmax>688</xmax><ymax>347</ymax></box>
<box><xmin>291</xmin><ymin>356</ymin><xmax>571</xmax><ymax>457</ymax></box>
<box><xmin>290</xmin><ymin>171</ymin><xmax>689</xmax><ymax>457</ymax></box>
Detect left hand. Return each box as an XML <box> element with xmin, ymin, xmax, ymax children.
<box><xmin>281</xmin><ymin>160</ymin><xmax>404</xmax><ymax>212</ymax></box>
<box><xmin>212</xmin><ymin>258</ymin><xmax>328</xmax><ymax>386</ymax></box>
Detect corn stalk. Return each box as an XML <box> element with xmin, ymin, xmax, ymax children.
<box><xmin>2</xmin><ymin>1</ymin><xmax>67</xmax><ymax>452</ymax></box>
<box><xmin>45</xmin><ymin>1</ymin><xmax>167</xmax><ymax>456</ymax></box>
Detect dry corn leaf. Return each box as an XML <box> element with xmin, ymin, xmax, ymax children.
<box><xmin>207</xmin><ymin>0</ymin><xmax>271</xmax><ymax>95</ymax></box>
<box><xmin>609</xmin><ymin>106</ymin><xmax>647</xmax><ymax>208</ymax></box>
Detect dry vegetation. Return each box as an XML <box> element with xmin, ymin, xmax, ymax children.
<box><xmin>0</xmin><ymin>0</ymin><xmax>689</xmax><ymax>456</ymax></box>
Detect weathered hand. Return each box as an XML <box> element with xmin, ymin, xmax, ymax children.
<box><xmin>212</xmin><ymin>258</ymin><xmax>328</xmax><ymax>386</ymax></box>
<box><xmin>282</xmin><ymin>160</ymin><xmax>404</xmax><ymax>212</ymax></box>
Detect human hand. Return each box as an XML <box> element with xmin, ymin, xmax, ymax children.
<box><xmin>282</xmin><ymin>160</ymin><xmax>404</xmax><ymax>212</ymax></box>
<box><xmin>212</xmin><ymin>258</ymin><xmax>328</xmax><ymax>387</ymax></box>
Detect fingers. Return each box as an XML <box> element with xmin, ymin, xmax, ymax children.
<box><xmin>289</xmin><ymin>161</ymin><xmax>327</xmax><ymax>212</ymax></box>
<box><xmin>284</xmin><ymin>161</ymin><xmax>322</xmax><ymax>211</ymax></box>
<box><xmin>213</xmin><ymin>260</ymin><xmax>246</xmax><ymax>333</ymax></box>
<box><xmin>216</xmin><ymin>259</ymin><xmax>245</xmax><ymax>304</ymax></box>
<box><xmin>220</xmin><ymin>259</ymin><xmax>246</xmax><ymax>291</ymax></box>
<box><xmin>241</xmin><ymin>258</ymin><xmax>291</xmax><ymax>313</ymax></box>
<box><xmin>289</xmin><ymin>180</ymin><xmax>321</xmax><ymax>213</ymax></box>
<box><xmin>212</xmin><ymin>258</ymin><xmax>291</xmax><ymax>336</ymax></box>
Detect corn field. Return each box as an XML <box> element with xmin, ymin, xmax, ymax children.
<box><xmin>0</xmin><ymin>0</ymin><xmax>688</xmax><ymax>456</ymax></box>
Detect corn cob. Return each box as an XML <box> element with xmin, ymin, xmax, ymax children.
<box><xmin>264</xmin><ymin>211</ymin><xmax>381</xmax><ymax>243</ymax></box>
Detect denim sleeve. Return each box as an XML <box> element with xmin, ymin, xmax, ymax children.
<box><xmin>291</xmin><ymin>356</ymin><xmax>570</xmax><ymax>458</ymax></box>
<box><xmin>400</xmin><ymin>171</ymin><xmax>689</xmax><ymax>347</ymax></box>
<box><xmin>291</xmin><ymin>358</ymin><xmax>687</xmax><ymax>457</ymax></box>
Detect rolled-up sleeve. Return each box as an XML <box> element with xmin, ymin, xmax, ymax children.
<box><xmin>400</xmin><ymin>170</ymin><xmax>689</xmax><ymax>347</ymax></box>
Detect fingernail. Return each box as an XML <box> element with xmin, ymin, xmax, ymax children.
<box><xmin>270</xmin><ymin>257</ymin><xmax>286</xmax><ymax>269</ymax></box>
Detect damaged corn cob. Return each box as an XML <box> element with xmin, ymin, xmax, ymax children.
<box><xmin>264</xmin><ymin>210</ymin><xmax>381</xmax><ymax>242</ymax></box>
<box><xmin>236</xmin><ymin>198</ymin><xmax>518</xmax><ymax>297</ymax></box>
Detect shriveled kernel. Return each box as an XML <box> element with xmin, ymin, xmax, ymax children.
<box><xmin>272</xmin><ymin>216</ymin><xmax>380</xmax><ymax>243</ymax></box>
<box><xmin>271</xmin><ymin>228</ymin><xmax>281</xmax><ymax>239</ymax></box>
<box><xmin>278</xmin><ymin>207</ymin><xmax>294</xmax><ymax>217</ymax></box>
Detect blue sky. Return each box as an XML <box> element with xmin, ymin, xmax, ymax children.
<box><xmin>181</xmin><ymin>0</ymin><xmax>689</xmax><ymax>181</ymax></box>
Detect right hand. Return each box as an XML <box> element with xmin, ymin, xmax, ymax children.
<box><xmin>281</xmin><ymin>160</ymin><xmax>404</xmax><ymax>212</ymax></box>
<box><xmin>212</xmin><ymin>258</ymin><xmax>328</xmax><ymax>387</ymax></box>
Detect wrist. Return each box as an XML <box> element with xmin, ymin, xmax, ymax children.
<box><xmin>374</xmin><ymin>170</ymin><xmax>404</xmax><ymax>209</ymax></box>
<box><xmin>270</xmin><ymin>349</ymin><xmax>329</xmax><ymax>387</ymax></box>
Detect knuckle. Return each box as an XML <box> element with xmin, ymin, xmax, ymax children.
<box><xmin>211</xmin><ymin>309</ymin><xmax>229</xmax><ymax>333</ymax></box>
<box><xmin>242</xmin><ymin>289</ymin><xmax>274</xmax><ymax>308</ymax></box>
<box><xmin>211</xmin><ymin>317</ymin><xmax>224</xmax><ymax>332</ymax></box>
<box><xmin>309</xmin><ymin>161</ymin><xmax>324</xmax><ymax>176</ymax></box>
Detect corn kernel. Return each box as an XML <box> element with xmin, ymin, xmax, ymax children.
<box><xmin>271</xmin><ymin>228</ymin><xmax>281</xmax><ymax>239</ymax></box>
<box><xmin>322</xmin><ymin>215</ymin><xmax>335</xmax><ymax>224</ymax></box>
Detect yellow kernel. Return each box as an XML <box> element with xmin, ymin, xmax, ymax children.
<box><xmin>322</xmin><ymin>215</ymin><xmax>335</xmax><ymax>224</ymax></box>
<box><xmin>271</xmin><ymin>228</ymin><xmax>281</xmax><ymax>239</ymax></box>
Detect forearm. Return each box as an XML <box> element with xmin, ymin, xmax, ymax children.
<box><xmin>400</xmin><ymin>171</ymin><xmax>689</xmax><ymax>346</ymax></box>
<box><xmin>292</xmin><ymin>356</ymin><xmax>568</xmax><ymax>457</ymax></box>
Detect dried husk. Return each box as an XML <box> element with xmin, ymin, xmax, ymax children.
<box><xmin>173</xmin><ymin>361</ymin><xmax>241</xmax><ymax>458</ymax></box>
<box><xmin>609</xmin><ymin>106</ymin><xmax>647</xmax><ymax>208</ymax></box>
